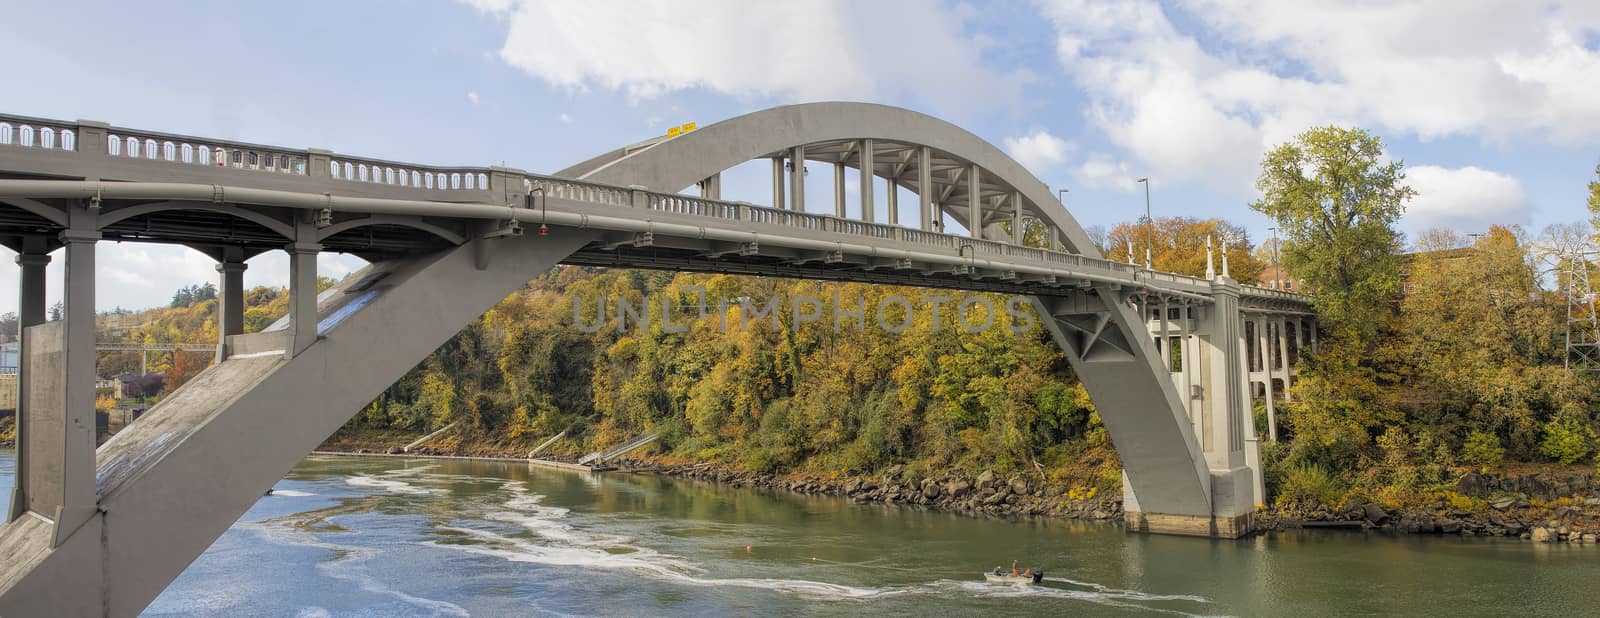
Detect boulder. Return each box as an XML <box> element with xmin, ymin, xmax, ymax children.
<box><xmin>976</xmin><ymin>470</ymin><xmax>997</xmax><ymax>490</ymax></box>
<box><xmin>1531</xmin><ymin>527</ymin><xmax>1554</xmax><ymax>543</ymax></box>
<box><xmin>1585</xmin><ymin>534</ymin><xmax>1597</xmax><ymax>544</ymax></box>
<box><xmin>1456</xmin><ymin>472</ymin><xmax>1490</xmax><ymax>497</ymax></box>
<box><xmin>921</xmin><ymin>479</ymin><xmax>942</xmax><ymax>499</ymax></box>
<box><xmin>946</xmin><ymin>480</ymin><xmax>972</xmax><ymax>499</ymax></box>
<box><xmin>1009</xmin><ymin>477</ymin><xmax>1029</xmax><ymax>495</ymax></box>
<box><xmin>1490</xmin><ymin>497</ymin><xmax>1517</xmax><ymax>511</ymax></box>
<box><xmin>1362</xmin><ymin>504</ymin><xmax>1390</xmax><ymax>525</ymax></box>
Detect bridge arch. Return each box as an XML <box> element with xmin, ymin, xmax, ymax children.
<box><xmin>0</xmin><ymin>197</ymin><xmax>69</xmax><ymax>227</ymax></box>
<box><xmin>573</xmin><ymin>102</ymin><xmax>1223</xmax><ymax>527</ymax></box>
<box><xmin>314</xmin><ymin>215</ymin><xmax>466</xmax><ymax>246</ymax></box>
<box><xmin>564</xmin><ymin>102</ymin><xmax>1100</xmax><ymax>257</ymax></box>
<box><xmin>97</xmin><ymin>201</ymin><xmax>296</xmax><ymax>239</ymax></box>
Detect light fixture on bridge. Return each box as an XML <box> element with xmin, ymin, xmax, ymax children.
<box><xmin>484</xmin><ymin>219</ymin><xmax>523</xmax><ymax>239</ymax></box>
<box><xmin>525</xmin><ymin>185</ymin><xmax>549</xmax><ymax>236</ymax></box>
<box><xmin>316</xmin><ymin>206</ymin><xmax>333</xmax><ymax>228</ymax></box>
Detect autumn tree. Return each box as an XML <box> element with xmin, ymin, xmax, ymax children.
<box><xmin>1104</xmin><ymin>217</ymin><xmax>1266</xmax><ymax>282</ymax></box>
<box><xmin>1251</xmin><ymin>126</ymin><xmax>1412</xmax><ymax>342</ymax></box>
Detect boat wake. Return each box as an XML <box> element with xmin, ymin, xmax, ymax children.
<box><xmin>257</xmin><ymin>468</ymin><xmax>1214</xmax><ymax>613</ymax></box>
<box><xmin>423</xmin><ymin>480</ymin><xmax>1214</xmax><ymax>612</ymax></box>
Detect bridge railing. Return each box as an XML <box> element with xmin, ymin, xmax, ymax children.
<box><xmin>0</xmin><ymin>116</ymin><xmax>77</xmax><ymax>152</ymax></box>
<box><xmin>102</xmin><ymin>124</ymin><xmax>313</xmax><ymax>178</ymax></box>
<box><xmin>325</xmin><ymin>155</ymin><xmax>492</xmax><ymax>194</ymax></box>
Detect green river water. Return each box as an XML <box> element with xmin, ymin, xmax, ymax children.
<box><xmin>1</xmin><ymin>450</ymin><xmax>1596</xmax><ymax>616</ymax></box>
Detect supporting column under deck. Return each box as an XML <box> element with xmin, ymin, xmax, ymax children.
<box><xmin>18</xmin><ymin>224</ymin><xmax>100</xmax><ymax>547</ymax></box>
<box><xmin>1258</xmin><ymin>317</ymin><xmax>1277</xmax><ymax>442</ymax></box>
<box><xmin>7</xmin><ymin>237</ymin><xmax>50</xmax><ymax>523</ymax></box>
<box><xmin>287</xmin><ymin>239</ymin><xmax>320</xmax><ymax>358</ymax></box>
<box><xmin>215</xmin><ymin>248</ymin><xmax>247</xmax><ymax>362</ymax></box>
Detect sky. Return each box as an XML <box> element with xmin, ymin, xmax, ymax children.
<box><xmin>2</xmin><ymin>0</ymin><xmax>1599</xmax><ymax>311</ymax></box>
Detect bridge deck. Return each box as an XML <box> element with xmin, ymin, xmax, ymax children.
<box><xmin>0</xmin><ymin>113</ymin><xmax>1309</xmax><ymax>311</ymax></box>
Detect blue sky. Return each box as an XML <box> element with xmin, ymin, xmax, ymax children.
<box><xmin>2</xmin><ymin>0</ymin><xmax>1599</xmax><ymax>310</ymax></box>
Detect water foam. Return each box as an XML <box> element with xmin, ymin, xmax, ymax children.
<box><xmin>245</xmin><ymin>519</ymin><xmax>469</xmax><ymax>616</ymax></box>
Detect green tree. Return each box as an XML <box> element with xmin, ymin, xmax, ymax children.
<box><xmin>1461</xmin><ymin>430</ymin><xmax>1505</xmax><ymax>472</ymax></box>
<box><xmin>1540</xmin><ymin>416</ymin><xmax>1595</xmax><ymax>465</ymax></box>
<box><xmin>1251</xmin><ymin>126</ymin><xmax>1413</xmax><ymax>342</ymax></box>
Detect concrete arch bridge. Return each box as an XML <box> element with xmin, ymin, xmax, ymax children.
<box><xmin>0</xmin><ymin>103</ymin><xmax>1311</xmax><ymax>616</ymax></box>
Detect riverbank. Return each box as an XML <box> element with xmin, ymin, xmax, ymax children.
<box><xmin>317</xmin><ymin>428</ymin><xmax>1126</xmax><ymax>522</ymax></box>
<box><xmin>317</xmin><ymin>429</ymin><xmax>1599</xmax><ymax>541</ymax></box>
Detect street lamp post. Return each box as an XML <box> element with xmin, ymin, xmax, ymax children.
<box><xmin>1137</xmin><ymin>178</ymin><xmax>1151</xmax><ymax>268</ymax></box>
<box><xmin>1052</xmin><ymin>188</ymin><xmax>1069</xmax><ymax>250</ymax></box>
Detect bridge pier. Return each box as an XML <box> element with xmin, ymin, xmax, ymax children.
<box><xmin>214</xmin><ymin>248</ymin><xmax>247</xmax><ymax>363</ymax></box>
<box><xmin>10</xmin><ymin>219</ymin><xmax>101</xmax><ymax>550</ymax></box>
<box><xmin>7</xmin><ymin>236</ymin><xmax>50</xmax><ymax>523</ymax></box>
<box><xmin>287</xmin><ymin>219</ymin><xmax>321</xmax><ymax>357</ymax></box>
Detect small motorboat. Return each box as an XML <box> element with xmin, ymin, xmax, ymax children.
<box><xmin>984</xmin><ymin>561</ymin><xmax>1044</xmax><ymax>585</ymax></box>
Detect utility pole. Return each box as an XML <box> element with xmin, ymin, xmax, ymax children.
<box><xmin>1137</xmin><ymin>177</ymin><xmax>1151</xmax><ymax>268</ymax></box>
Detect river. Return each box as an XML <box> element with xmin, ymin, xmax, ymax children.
<box><xmin>1</xmin><ymin>450</ymin><xmax>1597</xmax><ymax>616</ymax></box>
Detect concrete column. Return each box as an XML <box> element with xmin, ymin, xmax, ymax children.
<box><xmin>1203</xmin><ymin>280</ymin><xmax>1248</xmax><ymax>470</ymax></box>
<box><xmin>886</xmin><ymin>179</ymin><xmax>899</xmax><ymax>225</ymax></box>
<box><xmin>7</xmin><ymin>237</ymin><xmax>50</xmax><ymax>523</ymax></box>
<box><xmin>1011</xmin><ymin>192</ymin><xmax>1022</xmax><ymax>245</ymax></box>
<box><xmin>699</xmin><ymin>173</ymin><xmax>720</xmax><ymax>200</ymax></box>
<box><xmin>967</xmin><ymin>163</ymin><xmax>981</xmax><ymax>239</ymax></box>
<box><xmin>858</xmin><ymin>139</ymin><xmax>874</xmax><ymax>223</ymax></box>
<box><xmin>1257</xmin><ymin>316</ymin><xmax>1277</xmax><ymax>442</ymax></box>
<box><xmin>287</xmin><ymin>230</ymin><xmax>322</xmax><ymax>357</ymax></box>
<box><xmin>215</xmin><ymin>248</ymin><xmax>247</xmax><ymax>362</ymax></box>
<box><xmin>1177</xmin><ymin>303</ymin><xmax>1195</xmax><ymax>438</ymax></box>
<box><xmin>918</xmin><ymin>146</ymin><xmax>933</xmax><ymax>231</ymax></box>
<box><xmin>1050</xmin><ymin>225</ymin><xmax>1062</xmax><ymax>252</ymax></box>
<box><xmin>789</xmin><ymin>146</ymin><xmax>806</xmax><ymax>213</ymax></box>
<box><xmin>770</xmin><ymin>157</ymin><xmax>785</xmax><ymax>210</ymax></box>
<box><xmin>1280</xmin><ymin>318</ymin><xmax>1292</xmax><ymax>395</ymax></box>
<box><xmin>1278</xmin><ymin>317</ymin><xmax>1294</xmax><ymax>395</ymax></box>
<box><xmin>833</xmin><ymin>161</ymin><xmax>846</xmax><ymax>218</ymax></box>
<box><xmin>28</xmin><ymin>223</ymin><xmax>100</xmax><ymax>543</ymax></box>
<box><xmin>1158</xmin><ymin>296</ymin><xmax>1170</xmax><ymax>372</ymax></box>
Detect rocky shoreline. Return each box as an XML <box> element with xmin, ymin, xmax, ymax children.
<box><xmin>326</xmin><ymin>441</ymin><xmax>1599</xmax><ymax>542</ymax></box>
<box><xmin>615</xmin><ymin>458</ymin><xmax>1127</xmax><ymax>522</ymax></box>
<box><xmin>1259</xmin><ymin>470</ymin><xmax>1600</xmax><ymax>543</ymax></box>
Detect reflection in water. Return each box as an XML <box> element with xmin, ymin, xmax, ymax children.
<box><xmin>0</xmin><ymin>451</ymin><xmax>1594</xmax><ymax>616</ymax></box>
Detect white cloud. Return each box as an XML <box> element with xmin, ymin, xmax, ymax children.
<box><xmin>460</xmin><ymin>0</ymin><xmax>1022</xmax><ymax>112</ymax></box>
<box><xmin>1003</xmin><ymin>130</ymin><xmax>1073</xmax><ymax>176</ymax></box>
<box><xmin>1035</xmin><ymin>0</ymin><xmax>1600</xmax><ymax>191</ymax></box>
<box><xmin>558</xmin><ymin>113</ymin><xmax>573</xmax><ymax>124</ymax></box>
<box><xmin>1404</xmin><ymin>165</ymin><xmax>1530</xmax><ymax>236</ymax></box>
<box><xmin>466</xmin><ymin>91</ymin><xmax>480</xmax><ymax>105</ymax></box>
<box><xmin>1074</xmin><ymin>153</ymin><xmax>1137</xmax><ymax>191</ymax></box>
